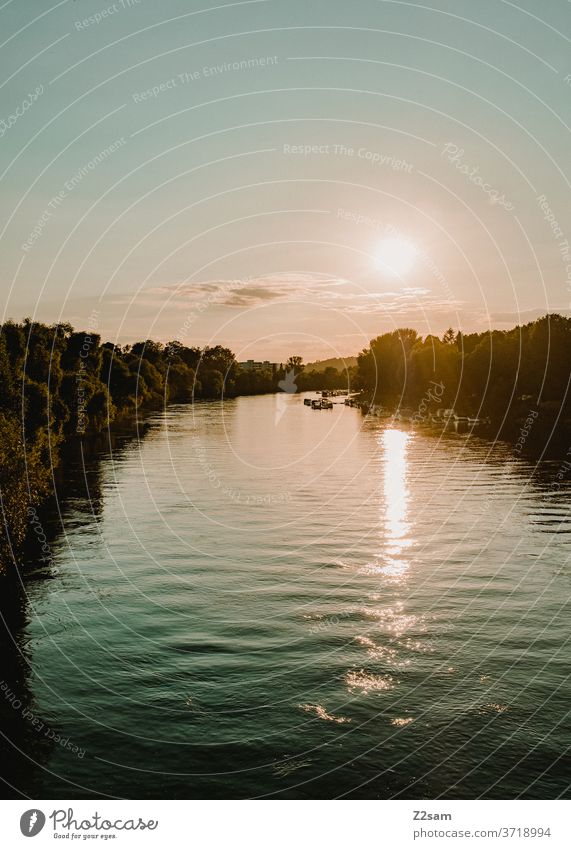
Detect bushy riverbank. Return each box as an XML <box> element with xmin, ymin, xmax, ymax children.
<box><xmin>0</xmin><ymin>320</ymin><xmax>350</xmax><ymax>572</ymax></box>
<box><xmin>354</xmin><ymin>314</ymin><xmax>571</xmax><ymax>458</ymax></box>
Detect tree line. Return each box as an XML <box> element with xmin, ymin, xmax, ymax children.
<box><xmin>0</xmin><ymin>319</ymin><xmax>348</xmax><ymax>568</ymax></box>
<box><xmin>355</xmin><ymin>313</ymin><xmax>571</xmax><ymax>424</ymax></box>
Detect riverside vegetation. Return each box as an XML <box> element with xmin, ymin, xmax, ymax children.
<box><xmin>0</xmin><ymin>319</ymin><xmax>349</xmax><ymax>571</ymax></box>
<box><xmin>0</xmin><ymin>313</ymin><xmax>569</xmax><ymax>571</ymax></box>
<box><xmin>355</xmin><ymin>314</ymin><xmax>571</xmax><ymax>448</ymax></box>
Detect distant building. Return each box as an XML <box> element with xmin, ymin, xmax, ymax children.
<box><xmin>238</xmin><ymin>359</ymin><xmax>278</xmax><ymax>372</ymax></box>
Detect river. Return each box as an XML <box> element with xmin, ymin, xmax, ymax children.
<box><xmin>1</xmin><ymin>393</ymin><xmax>569</xmax><ymax>798</ymax></box>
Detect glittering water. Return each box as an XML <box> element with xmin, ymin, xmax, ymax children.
<box><xmin>3</xmin><ymin>394</ymin><xmax>570</xmax><ymax>798</ymax></box>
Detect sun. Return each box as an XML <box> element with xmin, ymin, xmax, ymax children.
<box><xmin>374</xmin><ymin>236</ymin><xmax>418</xmax><ymax>276</ymax></box>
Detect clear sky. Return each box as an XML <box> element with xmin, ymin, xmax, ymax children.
<box><xmin>1</xmin><ymin>0</ymin><xmax>570</xmax><ymax>360</ymax></box>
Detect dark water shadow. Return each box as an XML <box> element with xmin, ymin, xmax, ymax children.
<box><xmin>0</xmin><ymin>424</ymin><xmax>150</xmax><ymax>799</ymax></box>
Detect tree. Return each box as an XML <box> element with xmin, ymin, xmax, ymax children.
<box><xmin>165</xmin><ymin>361</ymin><xmax>197</xmax><ymax>403</ymax></box>
<box><xmin>198</xmin><ymin>347</ymin><xmax>237</xmax><ymax>396</ymax></box>
<box><xmin>286</xmin><ymin>356</ymin><xmax>304</xmax><ymax>372</ymax></box>
<box><xmin>356</xmin><ymin>329</ymin><xmax>419</xmax><ymax>399</ymax></box>
<box><xmin>130</xmin><ymin>339</ymin><xmax>164</xmax><ymax>365</ymax></box>
<box><xmin>408</xmin><ymin>336</ymin><xmax>460</xmax><ymax>407</ymax></box>
<box><xmin>200</xmin><ymin>370</ymin><xmax>225</xmax><ymax>398</ymax></box>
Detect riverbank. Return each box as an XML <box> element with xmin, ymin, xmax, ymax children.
<box><xmin>353</xmin><ymin>393</ymin><xmax>571</xmax><ymax>460</ymax></box>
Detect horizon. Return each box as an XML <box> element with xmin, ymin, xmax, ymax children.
<box><xmin>1</xmin><ymin>309</ymin><xmax>568</xmax><ymax>364</ymax></box>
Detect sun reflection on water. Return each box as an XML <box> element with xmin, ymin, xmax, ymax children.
<box><xmin>380</xmin><ymin>428</ymin><xmax>412</xmax><ymax>579</ymax></box>
<box><xmin>346</xmin><ymin>670</ymin><xmax>397</xmax><ymax>694</ymax></box>
<box><xmin>349</xmin><ymin>429</ymin><xmax>423</xmax><ymax>685</ymax></box>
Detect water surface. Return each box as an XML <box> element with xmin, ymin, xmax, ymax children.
<box><xmin>3</xmin><ymin>394</ymin><xmax>570</xmax><ymax>798</ymax></box>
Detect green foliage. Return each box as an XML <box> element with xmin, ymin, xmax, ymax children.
<box><xmin>199</xmin><ymin>369</ymin><xmax>225</xmax><ymax>398</ymax></box>
<box><xmin>356</xmin><ymin>329</ymin><xmax>420</xmax><ymax>400</ymax></box>
<box><xmin>356</xmin><ymin>314</ymin><xmax>571</xmax><ymax>418</ymax></box>
<box><xmin>0</xmin><ymin>319</ymin><xmax>261</xmax><ymax>570</ymax></box>
<box><xmin>0</xmin><ymin>412</ymin><xmax>54</xmax><ymax>569</ymax></box>
<box><xmin>297</xmin><ymin>366</ymin><xmax>350</xmax><ymax>392</ymax></box>
<box><xmin>165</xmin><ymin>361</ymin><xmax>198</xmax><ymax>403</ymax></box>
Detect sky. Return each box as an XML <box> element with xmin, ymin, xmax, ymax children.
<box><xmin>1</xmin><ymin>0</ymin><xmax>570</xmax><ymax>360</ymax></box>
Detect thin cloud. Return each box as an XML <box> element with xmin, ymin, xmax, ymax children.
<box><xmin>141</xmin><ymin>272</ymin><xmax>352</xmax><ymax>308</ymax></box>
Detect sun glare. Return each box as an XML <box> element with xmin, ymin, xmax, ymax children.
<box><xmin>375</xmin><ymin>236</ymin><xmax>418</xmax><ymax>276</ymax></box>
